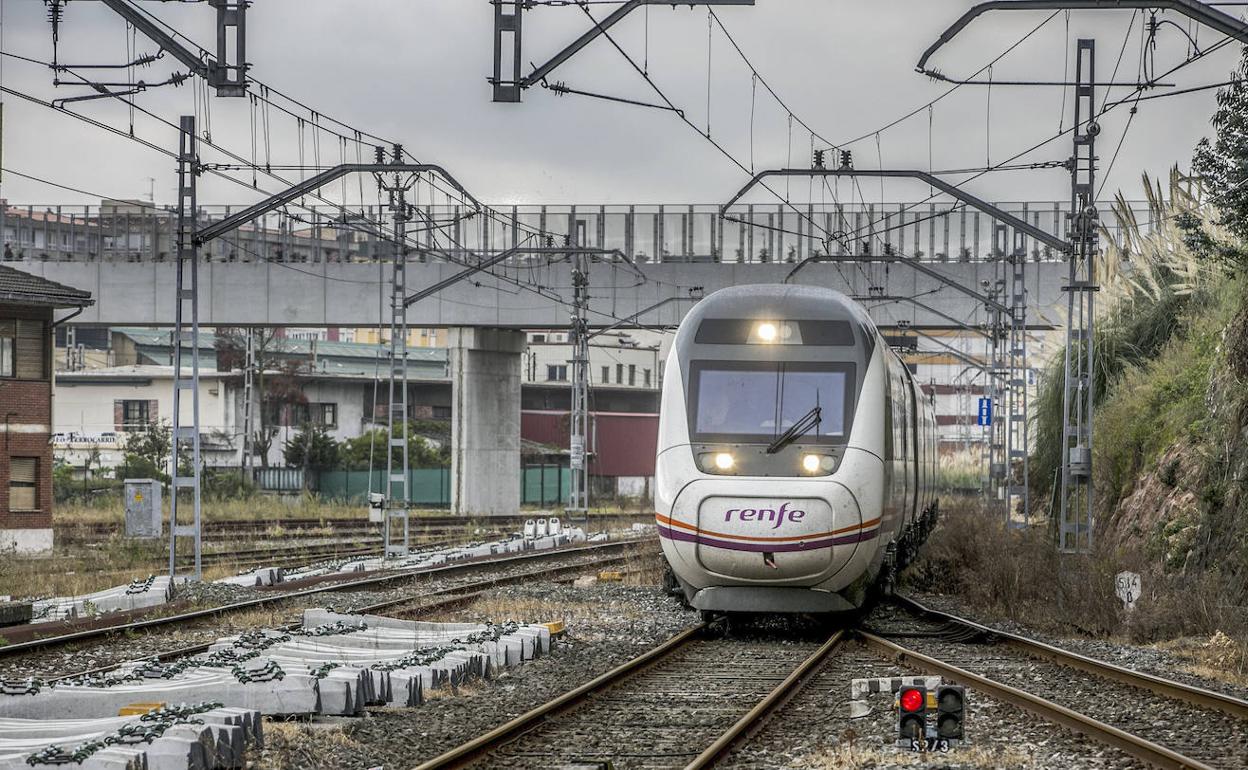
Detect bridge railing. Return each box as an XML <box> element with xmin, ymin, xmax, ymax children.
<box><xmin>0</xmin><ymin>201</ymin><xmax>1150</xmax><ymax>265</ymax></box>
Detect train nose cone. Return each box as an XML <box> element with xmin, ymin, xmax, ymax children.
<box><xmin>667</xmin><ymin>482</ymin><xmax>865</xmax><ymax>582</ymax></box>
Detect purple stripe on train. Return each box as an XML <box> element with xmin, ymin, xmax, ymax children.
<box><xmin>656</xmin><ymin>524</ymin><xmax>878</xmax><ymax>553</ymax></box>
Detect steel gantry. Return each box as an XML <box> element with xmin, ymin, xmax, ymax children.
<box><xmin>165</xmin><ymin>140</ymin><xmax>484</xmax><ymax>574</ymax></box>
<box><xmin>1061</xmin><ymin>40</ymin><xmax>1099</xmax><ymax>552</ymax></box>
<box><xmin>169</xmin><ymin>116</ymin><xmax>203</xmax><ymax>580</ymax></box>
<box><xmin>912</xmin><ymin>0</ymin><xmax>1248</xmax><ymax>550</ymax></box>
<box><xmin>567</xmin><ymin>254</ymin><xmax>591</xmax><ymax>518</ymax></box>
<box><xmin>380</xmin><ymin>150</ymin><xmax>414</xmax><ymax>558</ymax></box>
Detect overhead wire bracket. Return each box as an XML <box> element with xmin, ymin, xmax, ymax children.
<box><xmin>916</xmin><ymin>1</ymin><xmax>1248</xmax><ymax>83</ymax></box>
<box><xmin>721</xmin><ymin>167</ymin><xmax>1070</xmax><ymax>255</ymax></box>
<box><xmin>97</xmin><ymin>0</ymin><xmax>249</xmax><ymax>97</ymax></box>
<box><xmin>195</xmin><ymin>163</ymin><xmax>483</xmax><ymax>244</ymax></box>
<box><xmin>490</xmin><ymin>0</ymin><xmax>755</xmax><ymax>103</ymax></box>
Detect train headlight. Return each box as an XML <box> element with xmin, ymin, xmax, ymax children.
<box><xmin>756</xmin><ymin>322</ymin><xmax>778</xmax><ymax>342</ymax></box>
<box><xmin>698</xmin><ymin>452</ymin><xmax>736</xmax><ymax>473</ymax></box>
<box><xmin>801</xmin><ymin>454</ymin><xmax>836</xmax><ymax>475</ymax></box>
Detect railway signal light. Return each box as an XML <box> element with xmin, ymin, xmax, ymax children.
<box><xmin>897</xmin><ymin>685</ymin><xmax>926</xmax><ymax>742</ymax></box>
<box><xmin>936</xmin><ymin>685</ymin><xmax>965</xmax><ymax>740</ymax></box>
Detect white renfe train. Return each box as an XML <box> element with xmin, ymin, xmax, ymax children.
<box><xmin>656</xmin><ymin>285</ymin><xmax>940</xmax><ymax>615</ymax></box>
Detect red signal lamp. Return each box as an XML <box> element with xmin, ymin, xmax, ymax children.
<box><xmin>899</xmin><ymin>687</ymin><xmax>924</xmax><ymax>713</ymax></box>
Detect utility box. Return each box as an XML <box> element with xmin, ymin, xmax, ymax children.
<box><xmin>0</xmin><ymin>601</ymin><xmax>32</xmax><ymax>628</ymax></box>
<box><xmin>1068</xmin><ymin>446</ymin><xmax>1092</xmax><ymax>478</ymax></box>
<box><xmin>124</xmin><ymin>479</ymin><xmax>162</xmax><ymax>538</ymax></box>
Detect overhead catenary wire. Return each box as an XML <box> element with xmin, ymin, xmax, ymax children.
<box><xmin>54</xmin><ymin>0</ymin><xmax>578</xmax><ymax>252</ymax></box>
<box><xmin>805</xmin><ymin>30</ymin><xmax>1244</xmax><ymax>255</ymax></box>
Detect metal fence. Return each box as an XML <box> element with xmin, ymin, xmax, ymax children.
<box><xmin>0</xmin><ymin>201</ymin><xmax>1154</xmax><ymax>266</ymax></box>
<box><xmin>314</xmin><ymin>465</ymin><xmax>570</xmax><ymax>506</ymax></box>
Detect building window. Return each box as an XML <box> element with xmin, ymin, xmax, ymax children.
<box><xmin>532</xmin><ymin>334</ymin><xmax>546</xmax><ymax>343</ymax></box>
<box><xmin>0</xmin><ymin>321</ymin><xmax>12</xmax><ymax>377</ymax></box>
<box><xmin>601</xmin><ymin>365</ymin><xmax>610</xmax><ymax>384</ymax></box>
<box><xmin>546</xmin><ymin>365</ymin><xmax>567</xmax><ymax>381</ymax></box>
<box><xmin>644</xmin><ymin>368</ymin><xmax>652</xmax><ymax>388</ymax></box>
<box><xmin>290</xmin><ymin>402</ymin><xmax>338</xmax><ymax>428</ymax></box>
<box><xmin>122</xmin><ymin>400</ymin><xmax>151</xmax><ymax>430</ymax></box>
<box><xmin>318</xmin><ymin>403</ymin><xmax>338</xmax><ymax>428</ymax></box>
<box><xmin>9</xmin><ymin>457</ymin><xmax>37</xmax><ymax>511</ymax></box>
<box><xmin>616</xmin><ymin>364</ymin><xmax>624</xmax><ymax>384</ymax></box>
<box><xmin>628</xmin><ymin>364</ymin><xmax>636</xmax><ymax>386</ymax></box>
<box><xmin>0</xmin><ymin>319</ymin><xmax>47</xmax><ymax>380</ymax></box>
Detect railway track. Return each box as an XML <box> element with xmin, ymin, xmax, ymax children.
<box><xmin>417</xmin><ymin>595</ymin><xmax>1248</xmax><ymax>770</ymax></box>
<box><xmin>43</xmin><ymin>554</ymin><xmax>643</xmax><ymax>685</ymax></box>
<box><xmin>53</xmin><ymin>512</ymin><xmax>649</xmax><ymax>544</ymax></box>
<box><xmin>858</xmin><ymin>595</ymin><xmax>1248</xmax><ymax>770</ymax></box>
<box><xmin>414</xmin><ymin>625</ymin><xmax>848</xmax><ymax>770</ymax></box>
<box><xmin>0</xmin><ymin>538</ymin><xmax>649</xmax><ymax>661</ymax></box>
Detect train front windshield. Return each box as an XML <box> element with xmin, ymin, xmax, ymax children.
<box><xmin>688</xmin><ymin>361</ymin><xmax>853</xmax><ymax>443</ymax></box>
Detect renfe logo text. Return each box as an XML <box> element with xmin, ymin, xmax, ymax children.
<box><xmin>724</xmin><ymin>502</ymin><xmax>807</xmax><ymax>529</ymax></box>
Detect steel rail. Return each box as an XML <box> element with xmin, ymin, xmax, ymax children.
<box><xmin>858</xmin><ymin>631</ymin><xmax>1218</xmax><ymax>770</ymax></box>
<box><xmin>0</xmin><ymin>539</ymin><xmax>647</xmax><ymax>659</ymax></box>
<box><xmin>413</xmin><ymin>624</ymin><xmax>707</xmax><ymax>770</ymax></box>
<box><xmin>46</xmin><ymin>554</ymin><xmax>635</xmax><ymax>684</ymax></box>
<box><xmin>685</xmin><ymin>630</ymin><xmax>847</xmax><ymax>769</ymax></box>
<box><xmin>893</xmin><ymin>594</ymin><xmax>1248</xmax><ymax>721</ymax></box>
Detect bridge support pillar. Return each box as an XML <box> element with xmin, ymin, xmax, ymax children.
<box><xmin>449</xmin><ymin>327</ymin><xmax>526</xmax><ymax>517</ymax></box>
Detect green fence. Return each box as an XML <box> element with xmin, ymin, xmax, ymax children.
<box><xmin>318</xmin><ymin>469</ymin><xmax>451</xmax><ymax>505</ymax></box>
<box><xmin>317</xmin><ymin>465</ymin><xmax>569</xmax><ymax>506</ymax></box>
<box><xmin>522</xmin><ymin>464</ymin><xmax>569</xmax><ymax>507</ymax></box>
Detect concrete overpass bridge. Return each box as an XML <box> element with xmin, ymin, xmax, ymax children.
<box><xmin>4</xmin><ymin>200</ymin><xmax>1090</xmax><ymax>519</ymax></box>
<box><xmin>12</xmin><ymin>258</ymin><xmax>1067</xmax><ymax>331</ymax></box>
<box><xmin>0</xmin><ymin>199</ymin><xmax>1135</xmax><ymax>329</ymax></box>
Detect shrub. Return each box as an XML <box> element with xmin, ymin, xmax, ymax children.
<box><xmin>282</xmin><ymin>423</ymin><xmax>340</xmax><ymax>472</ymax></box>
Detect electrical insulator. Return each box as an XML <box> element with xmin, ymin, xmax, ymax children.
<box><xmin>813</xmin><ymin>149</ymin><xmax>826</xmax><ymax>169</ymax></box>
<box><xmin>839</xmin><ymin>150</ymin><xmax>853</xmax><ymax>170</ymax></box>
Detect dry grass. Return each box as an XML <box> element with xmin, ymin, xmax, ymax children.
<box><xmin>0</xmin><ymin>532</ymin><xmax>381</xmax><ymax>600</ymax></box>
<box><xmin>1153</xmin><ymin>632</ymin><xmax>1248</xmax><ymax>687</ymax></box>
<box><xmin>803</xmin><ymin>741</ymin><xmax>1035</xmax><ymax>769</ymax></box>
<box><xmin>908</xmin><ymin>500</ymin><xmax>1248</xmax><ymax>686</ymax></box>
<box><xmin>255</xmin><ymin>720</ymin><xmax>363</xmax><ymax>770</ymax></box>
<box><xmin>53</xmin><ymin>495</ymin><xmax>485</xmax><ymax>526</ymax></box>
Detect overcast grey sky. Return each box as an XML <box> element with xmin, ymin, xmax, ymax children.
<box><xmin>0</xmin><ymin>1</ymin><xmax>1242</xmax><ymax>207</ymax></box>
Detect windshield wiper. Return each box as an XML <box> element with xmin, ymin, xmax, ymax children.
<box><xmin>766</xmin><ymin>405</ymin><xmax>821</xmax><ymax>454</ymax></box>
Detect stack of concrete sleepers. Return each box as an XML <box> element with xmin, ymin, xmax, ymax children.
<box><xmin>0</xmin><ymin>666</ymin><xmax>320</xmax><ymax>721</ymax></box>
<box><xmin>0</xmin><ymin>704</ymin><xmax>262</xmax><ymax>770</ymax></box>
<box><xmin>0</xmin><ymin>614</ymin><xmax>552</xmax><ymax>724</ymax></box>
<box><xmin>194</xmin><ymin>611</ymin><xmax>552</xmax><ymax>714</ymax></box>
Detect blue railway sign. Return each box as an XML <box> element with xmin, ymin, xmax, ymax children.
<box><xmin>977</xmin><ymin>398</ymin><xmax>992</xmax><ymax>427</ymax></box>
